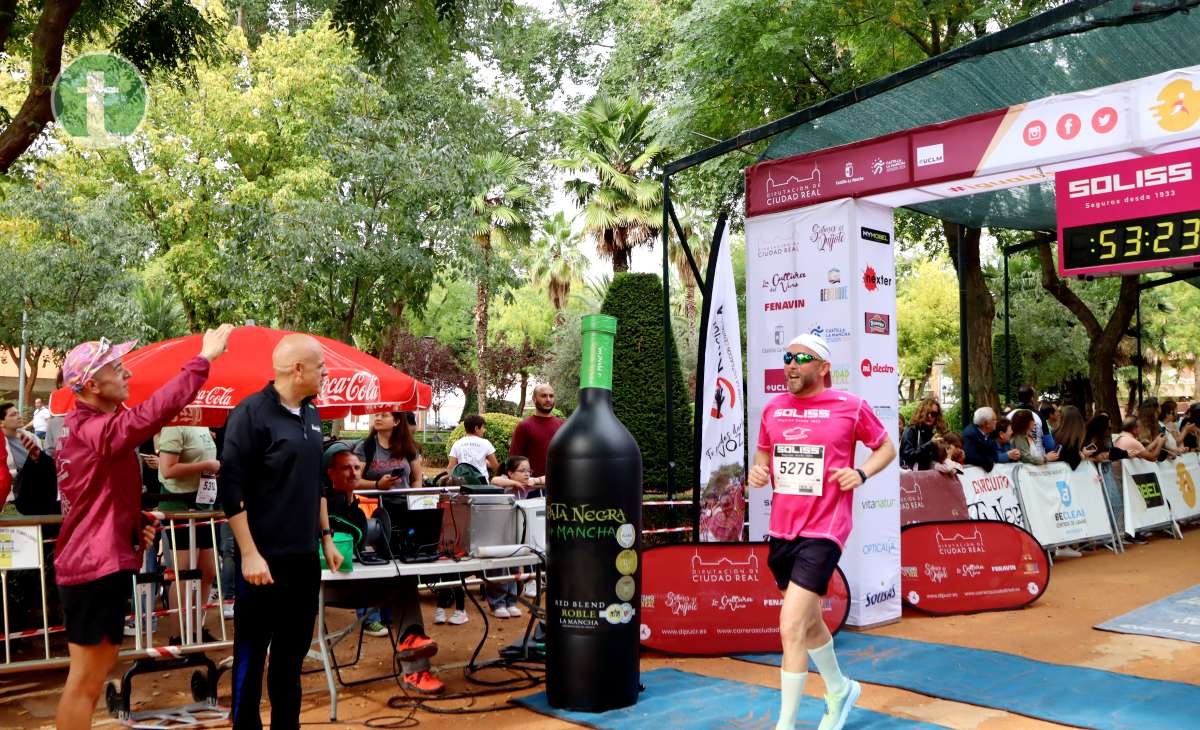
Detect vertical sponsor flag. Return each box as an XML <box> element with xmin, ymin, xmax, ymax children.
<box><xmin>698</xmin><ymin>223</ymin><xmax>747</xmax><ymax>542</ymax></box>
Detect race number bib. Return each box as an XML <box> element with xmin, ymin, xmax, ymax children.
<box><xmin>196</xmin><ymin>474</ymin><xmax>218</xmax><ymax>507</ymax></box>
<box><xmin>773</xmin><ymin>444</ymin><xmax>825</xmax><ymax>496</ymax></box>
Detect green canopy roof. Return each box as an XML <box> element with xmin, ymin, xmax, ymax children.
<box><xmin>761</xmin><ymin>0</ymin><xmax>1200</xmax><ymax>231</ymax></box>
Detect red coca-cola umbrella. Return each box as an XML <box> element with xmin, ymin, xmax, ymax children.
<box><xmin>49</xmin><ymin>326</ymin><xmax>432</xmax><ymax>427</ymax></box>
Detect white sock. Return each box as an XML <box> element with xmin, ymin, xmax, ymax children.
<box><xmin>808</xmin><ymin>639</ymin><xmax>848</xmax><ymax>697</ymax></box>
<box><xmin>776</xmin><ymin>669</ymin><xmax>806</xmax><ymax>730</ymax></box>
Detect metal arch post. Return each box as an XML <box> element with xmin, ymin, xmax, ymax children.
<box><xmin>1136</xmin><ymin>294</ymin><xmax>1143</xmax><ymax>407</ymax></box>
<box><xmin>1004</xmin><ymin>247</ymin><xmax>1011</xmax><ymax>405</ymax></box>
<box><xmin>958</xmin><ymin>224</ymin><xmax>970</xmax><ymax>429</ymax></box>
<box><xmin>662</xmin><ymin>174</ymin><xmax>676</xmax><ymax>500</ymax></box>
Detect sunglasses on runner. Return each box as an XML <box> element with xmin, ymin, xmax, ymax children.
<box><xmin>782</xmin><ymin>351</ymin><xmax>821</xmax><ymax>366</ymax></box>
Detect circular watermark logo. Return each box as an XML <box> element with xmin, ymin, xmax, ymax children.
<box><xmin>51</xmin><ymin>53</ymin><xmax>148</xmax><ymax>147</ymax></box>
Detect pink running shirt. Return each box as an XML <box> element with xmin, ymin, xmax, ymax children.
<box><xmin>757</xmin><ymin>388</ymin><xmax>887</xmax><ymax>549</ymax></box>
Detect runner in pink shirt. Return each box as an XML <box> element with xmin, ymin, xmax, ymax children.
<box><xmin>54</xmin><ymin>324</ymin><xmax>233</xmax><ymax>730</ymax></box>
<box><xmin>748</xmin><ymin>333</ymin><xmax>896</xmax><ymax>730</ymax></box>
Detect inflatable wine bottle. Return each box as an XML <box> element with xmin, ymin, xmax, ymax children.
<box><xmin>545</xmin><ymin>313</ymin><xmax>643</xmax><ymax>711</ymax></box>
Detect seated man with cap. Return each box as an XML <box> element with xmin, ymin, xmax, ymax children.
<box><xmin>322</xmin><ymin>442</ymin><xmax>445</xmax><ymax>695</ymax></box>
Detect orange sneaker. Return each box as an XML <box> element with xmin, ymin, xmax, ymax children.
<box><xmin>402</xmin><ymin>670</ymin><xmax>445</xmax><ymax>695</ymax></box>
<box><xmin>395</xmin><ymin>632</ymin><xmax>438</xmax><ymax>661</ymax></box>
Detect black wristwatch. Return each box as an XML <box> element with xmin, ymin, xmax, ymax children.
<box><xmin>320</xmin><ymin>528</ymin><xmax>334</xmax><ymax>538</ymax></box>
<box><xmin>854</xmin><ymin>468</ymin><xmax>868</xmax><ymax>484</ymax></box>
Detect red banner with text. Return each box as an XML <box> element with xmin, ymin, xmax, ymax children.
<box><xmin>639</xmin><ymin>544</ymin><xmax>849</xmax><ymax>655</ymax></box>
<box><xmin>900</xmin><ymin>520</ymin><xmax>1049</xmax><ymax>616</ymax></box>
<box><xmin>900</xmin><ymin>470</ymin><xmax>970</xmax><ymax>525</ymax></box>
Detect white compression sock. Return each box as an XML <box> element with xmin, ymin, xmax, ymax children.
<box><xmin>808</xmin><ymin>638</ymin><xmax>848</xmax><ymax>697</ymax></box>
<box><xmin>776</xmin><ymin>669</ymin><xmax>807</xmax><ymax>730</ymax></box>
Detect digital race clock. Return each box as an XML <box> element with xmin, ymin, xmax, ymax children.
<box><xmin>1056</xmin><ymin>148</ymin><xmax>1200</xmax><ymax>278</ymax></box>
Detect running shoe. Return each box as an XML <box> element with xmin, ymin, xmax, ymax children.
<box><xmin>448</xmin><ymin>609</ymin><xmax>469</xmax><ymax>625</ymax></box>
<box><xmin>817</xmin><ymin>678</ymin><xmax>861</xmax><ymax>730</ymax></box>
<box><xmin>402</xmin><ymin>670</ymin><xmax>445</xmax><ymax>695</ymax></box>
<box><xmin>433</xmin><ymin>607</ymin><xmax>447</xmax><ymax>624</ymax></box>
<box><xmin>1054</xmin><ymin>547</ymin><xmax>1083</xmax><ymax>558</ymax></box>
<box><xmin>222</xmin><ymin>602</ymin><xmax>235</xmax><ymax>620</ymax></box>
<box><xmin>506</xmin><ymin>604</ymin><xmax>523</xmax><ymax>618</ymax></box>
<box><xmin>395</xmin><ymin>633</ymin><xmax>438</xmax><ymax>661</ymax></box>
<box><xmin>490</xmin><ymin>605</ymin><xmax>511</xmax><ymax>619</ymax></box>
<box><xmin>364</xmin><ymin>620</ymin><xmax>389</xmax><ymax>637</ymax></box>
<box><xmin>523</xmin><ymin>580</ymin><xmax>538</xmax><ymax>598</ymax></box>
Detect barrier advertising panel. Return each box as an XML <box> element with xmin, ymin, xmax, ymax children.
<box><xmin>958</xmin><ymin>463</ymin><xmax>1025</xmax><ymax>527</ymax></box>
<box><xmin>1121</xmin><ymin>458</ymin><xmax>1178</xmax><ymax>536</ymax></box>
<box><xmin>900</xmin><ymin>470</ymin><xmax>970</xmax><ymax>525</ymax></box>
<box><xmin>1159</xmin><ymin>452</ymin><xmax>1200</xmax><ymax>522</ymax></box>
<box><xmin>1014</xmin><ymin>462</ymin><xmax>1117</xmax><ymax>547</ymax></box>
<box><xmin>639</xmin><ymin>544</ymin><xmax>849</xmax><ymax>655</ymax></box>
<box><xmin>900</xmin><ymin>521</ymin><xmax>1050</xmax><ymax>616</ymax></box>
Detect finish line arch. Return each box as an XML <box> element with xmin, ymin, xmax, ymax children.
<box><xmin>736</xmin><ymin>64</ymin><xmax>1200</xmax><ymax>627</ymax></box>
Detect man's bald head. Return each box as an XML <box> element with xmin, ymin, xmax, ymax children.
<box><xmin>271</xmin><ymin>334</ymin><xmax>326</xmax><ymax>400</ymax></box>
<box><xmin>272</xmin><ymin>334</ymin><xmax>321</xmax><ymax>374</ymax></box>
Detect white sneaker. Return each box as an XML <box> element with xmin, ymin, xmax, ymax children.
<box><xmin>506</xmin><ymin>604</ymin><xmax>523</xmax><ymax>618</ymax></box>
<box><xmin>433</xmin><ymin>607</ymin><xmax>447</xmax><ymax>624</ymax></box>
<box><xmin>449</xmin><ymin>610</ymin><xmax>469</xmax><ymax>625</ymax></box>
<box><xmin>490</xmin><ymin>605</ymin><xmax>511</xmax><ymax>619</ymax></box>
<box><xmin>222</xmin><ymin>602</ymin><xmax>234</xmax><ymax>620</ymax></box>
<box><xmin>1055</xmin><ymin>547</ymin><xmax>1083</xmax><ymax>558</ymax></box>
<box><xmin>523</xmin><ymin>580</ymin><xmax>538</xmax><ymax>598</ymax></box>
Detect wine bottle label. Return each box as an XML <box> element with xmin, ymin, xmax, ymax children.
<box><xmin>580</xmin><ymin>314</ymin><xmax>617</xmax><ymax>390</ymax></box>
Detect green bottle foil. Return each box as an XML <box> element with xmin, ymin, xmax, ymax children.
<box><xmin>579</xmin><ymin>313</ymin><xmax>617</xmax><ymax>390</ymax></box>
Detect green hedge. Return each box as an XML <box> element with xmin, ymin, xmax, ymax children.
<box><xmin>416</xmin><ymin>433</ymin><xmax>449</xmax><ymax>466</ymax></box>
<box><xmin>446</xmin><ymin>412</ymin><xmax>520</xmax><ymax>473</ymax></box>
<box><xmin>600</xmin><ymin>273</ymin><xmax>695</xmax><ymax>493</ymax></box>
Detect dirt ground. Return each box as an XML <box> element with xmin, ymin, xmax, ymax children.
<box><xmin>1</xmin><ymin>528</ymin><xmax>1196</xmax><ymax>729</ymax></box>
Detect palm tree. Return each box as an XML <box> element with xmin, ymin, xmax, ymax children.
<box><xmin>134</xmin><ymin>282</ymin><xmax>189</xmax><ymax>341</ymax></box>
<box><xmin>530</xmin><ymin>212</ymin><xmax>587</xmax><ymax>326</ymax></box>
<box><xmin>667</xmin><ymin>204</ymin><xmax>712</xmax><ymax>344</ymax></box>
<box><xmin>466</xmin><ymin>152</ymin><xmax>534</xmax><ymax>414</ymax></box>
<box><xmin>554</xmin><ymin>96</ymin><xmax>667</xmax><ymax>274</ymax></box>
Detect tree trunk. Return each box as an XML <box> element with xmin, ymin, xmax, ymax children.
<box><xmin>0</xmin><ymin>0</ymin><xmax>83</xmax><ymax>173</ymax></box>
<box><xmin>1152</xmin><ymin>357</ymin><xmax>1162</xmax><ymax>396</ymax></box>
<box><xmin>1192</xmin><ymin>362</ymin><xmax>1200</xmax><ymax>402</ymax></box>
<box><xmin>377</xmin><ymin>301</ymin><xmax>406</xmax><ymax>366</ymax></box>
<box><xmin>21</xmin><ymin>347</ymin><xmax>42</xmax><ymax>414</ymax></box>
<box><xmin>945</xmin><ymin>224</ymin><xmax>998</xmax><ymax>413</ymax></box>
<box><xmin>1125</xmin><ymin>379</ymin><xmax>1138</xmax><ymax>418</ymax></box>
<box><xmin>1037</xmin><ymin>242</ymin><xmax>1139</xmax><ymax>430</ymax></box>
<box><xmin>517</xmin><ymin>371</ymin><xmax>529</xmax><ymax>415</ymax></box>
<box><xmin>611</xmin><ymin>227</ymin><xmax>630</xmax><ymax>273</ymax></box>
<box><xmin>474</xmin><ymin>279</ymin><xmax>489</xmax><ymax>415</ymax></box>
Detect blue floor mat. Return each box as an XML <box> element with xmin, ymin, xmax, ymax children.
<box><xmin>1096</xmin><ymin>583</ymin><xmax>1200</xmax><ymax>644</ymax></box>
<box><xmin>737</xmin><ymin>632</ymin><xmax>1200</xmax><ymax>730</ymax></box>
<box><xmin>515</xmin><ymin>668</ymin><xmax>948</xmax><ymax>729</ymax></box>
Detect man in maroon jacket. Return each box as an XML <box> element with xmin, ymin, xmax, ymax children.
<box><xmin>509</xmin><ymin>384</ymin><xmax>563</xmax><ymax>479</ymax></box>
<box><xmin>54</xmin><ymin>324</ymin><xmax>233</xmax><ymax>730</ymax></box>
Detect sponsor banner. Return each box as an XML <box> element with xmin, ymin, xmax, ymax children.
<box><xmin>746</xmin><ymin>136</ymin><xmax>911</xmax><ymax>217</ymax></box>
<box><xmin>1136</xmin><ymin>66</ymin><xmax>1200</xmax><ymax>144</ymax></box>
<box><xmin>958</xmin><ymin>463</ymin><xmax>1025</xmax><ymax>528</ymax></box>
<box><xmin>638</xmin><ymin>544</ymin><xmax>849</xmax><ymax>654</ymax></box>
<box><xmin>1159</xmin><ymin>452</ymin><xmax>1200</xmax><ymax>522</ymax></box>
<box><xmin>901</xmin><ymin>520</ymin><xmax>1050</xmax><ymax>616</ymax></box>
<box><xmin>746</xmin><ymin>199</ymin><xmax>899</xmax><ymax>628</ymax></box>
<box><xmin>698</xmin><ymin>224</ymin><xmax>747</xmax><ymax>542</ymax></box>
<box><xmin>746</xmin><ymin>63</ymin><xmax>1200</xmax><ymax>219</ymax></box>
<box><xmin>1120</xmin><ymin>458</ymin><xmax>1177</xmax><ymax>536</ymax></box>
<box><xmin>900</xmin><ymin>469</ymin><xmax>970</xmax><ymax>525</ymax></box>
<box><xmin>1055</xmin><ymin>147</ymin><xmax>1200</xmax><ymax>277</ymax></box>
<box><xmin>1013</xmin><ymin>462</ymin><xmax>1117</xmax><ymax>548</ymax></box>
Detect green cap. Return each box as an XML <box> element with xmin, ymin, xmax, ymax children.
<box><xmin>582</xmin><ymin>313</ymin><xmax>618</xmax><ymax>335</ymax></box>
<box><xmin>580</xmin><ymin>314</ymin><xmax>617</xmax><ymax>390</ymax></box>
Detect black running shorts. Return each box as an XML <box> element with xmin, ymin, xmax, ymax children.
<box><xmin>59</xmin><ymin>570</ymin><xmax>133</xmax><ymax>646</ymax></box>
<box><xmin>766</xmin><ymin>536</ymin><xmax>841</xmax><ymax>594</ymax></box>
